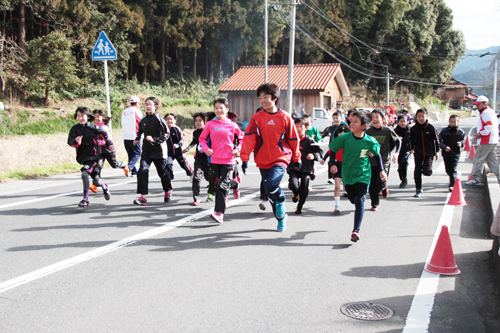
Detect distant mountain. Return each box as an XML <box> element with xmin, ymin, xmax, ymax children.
<box><xmin>452</xmin><ymin>46</ymin><xmax>500</xmax><ymax>75</ymax></box>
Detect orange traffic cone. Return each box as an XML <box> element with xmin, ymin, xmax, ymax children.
<box><xmin>464</xmin><ymin>136</ymin><xmax>471</xmax><ymax>151</ymax></box>
<box><xmin>468</xmin><ymin>145</ymin><xmax>476</xmax><ymax>159</ymax></box>
<box><xmin>448</xmin><ymin>178</ymin><xmax>466</xmax><ymax>206</ymax></box>
<box><xmin>425</xmin><ymin>225</ymin><xmax>461</xmax><ymax>275</ymax></box>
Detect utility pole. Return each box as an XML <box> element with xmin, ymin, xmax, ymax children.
<box><xmin>286</xmin><ymin>0</ymin><xmax>297</xmax><ymax>113</ymax></box>
<box><xmin>264</xmin><ymin>0</ymin><xmax>268</xmax><ymax>82</ymax></box>
<box><xmin>386</xmin><ymin>66</ymin><xmax>390</xmax><ymax>107</ymax></box>
<box><xmin>493</xmin><ymin>59</ymin><xmax>497</xmax><ymax>111</ymax></box>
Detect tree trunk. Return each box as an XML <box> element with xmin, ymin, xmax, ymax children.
<box><xmin>143</xmin><ymin>63</ymin><xmax>147</xmax><ymax>83</ymax></box>
<box><xmin>45</xmin><ymin>87</ymin><xmax>49</xmax><ymax>105</ymax></box>
<box><xmin>166</xmin><ymin>43</ymin><xmax>169</xmax><ymax>75</ymax></box>
<box><xmin>216</xmin><ymin>54</ymin><xmax>222</xmax><ymax>81</ymax></box>
<box><xmin>125</xmin><ymin>59</ymin><xmax>129</xmax><ymax>81</ymax></box>
<box><xmin>208</xmin><ymin>57</ymin><xmax>214</xmax><ymax>85</ymax></box>
<box><xmin>18</xmin><ymin>0</ymin><xmax>26</xmax><ymax>49</ymax></box>
<box><xmin>193</xmin><ymin>48</ymin><xmax>197</xmax><ymax>76</ymax></box>
<box><xmin>205</xmin><ymin>38</ymin><xmax>209</xmax><ymax>80</ymax></box>
<box><xmin>160</xmin><ymin>39</ymin><xmax>165</xmax><ymax>82</ymax></box>
<box><xmin>178</xmin><ymin>47</ymin><xmax>183</xmax><ymax>77</ymax></box>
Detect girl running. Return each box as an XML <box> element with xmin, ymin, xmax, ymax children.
<box><xmin>199</xmin><ymin>98</ymin><xmax>244</xmax><ymax>223</ymax></box>
<box><xmin>133</xmin><ymin>97</ymin><xmax>172</xmax><ymax>206</ymax></box>
<box><xmin>164</xmin><ymin>113</ymin><xmax>193</xmax><ymax>180</ymax></box>
<box><xmin>67</xmin><ymin>106</ymin><xmax>113</xmax><ymax>208</ymax></box>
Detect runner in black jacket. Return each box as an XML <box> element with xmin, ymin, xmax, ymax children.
<box><xmin>409</xmin><ymin>109</ymin><xmax>440</xmax><ymax>197</ymax></box>
<box><xmin>287</xmin><ymin>117</ymin><xmax>323</xmax><ymax>214</ymax></box>
<box><xmin>133</xmin><ymin>96</ymin><xmax>172</xmax><ymax>206</ymax></box>
<box><xmin>439</xmin><ymin>115</ymin><xmax>466</xmax><ymax>191</ymax></box>
<box><xmin>394</xmin><ymin>114</ymin><xmax>411</xmax><ymax>188</ymax></box>
<box><xmin>68</xmin><ymin>106</ymin><xmax>113</xmax><ymax>208</ymax></box>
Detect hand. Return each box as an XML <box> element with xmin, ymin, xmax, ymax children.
<box><xmin>182</xmin><ymin>148</ymin><xmax>188</xmax><ymax>153</ymax></box>
<box><xmin>241</xmin><ymin>161</ymin><xmax>248</xmax><ymax>175</ymax></box>
<box><xmin>145</xmin><ymin>135</ymin><xmax>154</xmax><ymax>142</ymax></box>
<box><xmin>330</xmin><ymin>165</ymin><xmax>338</xmax><ymax>174</ymax></box>
<box><xmin>75</xmin><ymin>136</ymin><xmax>83</xmax><ymax>144</ymax></box>
<box><xmin>173</xmin><ymin>144</ymin><xmax>179</xmax><ymax>149</ymax></box>
<box><xmin>445</xmin><ymin>147</ymin><xmax>451</xmax><ymax>152</ymax></box>
<box><xmin>473</xmin><ymin>133</ymin><xmax>481</xmax><ymax>140</ymax></box>
<box><xmin>307</xmin><ymin>153</ymin><xmax>314</xmax><ymax>160</ymax></box>
<box><xmin>319</xmin><ymin>160</ymin><xmax>325</xmax><ymax>165</ymax></box>
<box><xmin>233</xmin><ymin>149</ymin><xmax>240</xmax><ymax>157</ymax></box>
<box><xmin>380</xmin><ymin>171</ymin><xmax>388</xmax><ymax>182</ymax></box>
<box><xmin>108</xmin><ymin>145</ymin><xmax>115</xmax><ymax>151</ymax></box>
<box><xmin>133</xmin><ymin>140</ymin><xmax>139</xmax><ymax>146</ymax></box>
<box><xmin>368</xmin><ymin>152</ymin><xmax>374</xmax><ymax>158</ymax></box>
<box><xmin>391</xmin><ymin>153</ymin><xmax>399</xmax><ymax>163</ymax></box>
<box><xmin>457</xmin><ymin>142</ymin><xmax>462</xmax><ymax>147</ymax></box>
<box><xmin>206</xmin><ymin>149</ymin><xmax>213</xmax><ymax>156</ymax></box>
<box><xmin>435</xmin><ymin>153</ymin><xmax>439</xmax><ymax>161</ymax></box>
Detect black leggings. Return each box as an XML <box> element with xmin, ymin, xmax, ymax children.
<box><xmin>414</xmin><ymin>156</ymin><xmax>434</xmax><ymax>191</ymax></box>
<box><xmin>288</xmin><ymin>170</ymin><xmax>310</xmax><ymax>210</ymax></box>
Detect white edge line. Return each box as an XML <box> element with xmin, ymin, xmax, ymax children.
<box><xmin>402</xmin><ymin>172</ymin><xmax>462</xmax><ymax>332</ymax></box>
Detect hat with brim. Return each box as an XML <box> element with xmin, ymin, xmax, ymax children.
<box><xmin>473</xmin><ymin>95</ymin><xmax>489</xmax><ymax>105</ymax></box>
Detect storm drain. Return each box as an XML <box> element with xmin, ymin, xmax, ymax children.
<box><xmin>340</xmin><ymin>302</ymin><xmax>394</xmax><ymax>321</ymax></box>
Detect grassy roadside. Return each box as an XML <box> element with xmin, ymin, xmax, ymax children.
<box><xmin>0</xmin><ymin>164</ymin><xmax>82</xmax><ymax>182</ymax></box>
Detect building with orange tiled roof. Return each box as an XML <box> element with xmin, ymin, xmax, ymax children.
<box><xmin>218</xmin><ymin>63</ymin><xmax>350</xmax><ymax>121</ymax></box>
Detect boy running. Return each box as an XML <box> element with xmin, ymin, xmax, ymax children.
<box><xmin>330</xmin><ymin>111</ymin><xmax>386</xmax><ymax>242</ymax></box>
<box><xmin>241</xmin><ymin>83</ymin><xmax>301</xmax><ymax>232</ymax></box>
<box><xmin>409</xmin><ymin>108</ymin><xmax>440</xmax><ymax>198</ymax></box>
<box><xmin>394</xmin><ymin>114</ymin><xmax>411</xmax><ymax>188</ymax></box>
<box><xmin>439</xmin><ymin>115</ymin><xmax>465</xmax><ymax>191</ymax></box>
<box><xmin>287</xmin><ymin>117</ymin><xmax>323</xmax><ymax>214</ymax></box>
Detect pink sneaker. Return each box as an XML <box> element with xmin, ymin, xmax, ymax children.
<box><xmin>211</xmin><ymin>211</ymin><xmax>224</xmax><ymax>223</ymax></box>
<box><xmin>233</xmin><ymin>188</ymin><xmax>241</xmax><ymax>199</ymax></box>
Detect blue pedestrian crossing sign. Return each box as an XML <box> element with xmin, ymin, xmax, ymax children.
<box><xmin>92</xmin><ymin>31</ymin><xmax>117</xmax><ymax>61</ymax></box>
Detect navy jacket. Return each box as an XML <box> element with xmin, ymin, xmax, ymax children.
<box><xmin>439</xmin><ymin>126</ymin><xmax>466</xmax><ymax>157</ymax></box>
<box><xmin>410</xmin><ymin>120</ymin><xmax>440</xmax><ymax>159</ymax></box>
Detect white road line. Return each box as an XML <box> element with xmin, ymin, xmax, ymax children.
<box><xmin>0</xmin><ymin>166</ymin><xmax>328</xmax><ymax>294</ymax></box>
<box><xmin>402</xmin><ymin>172</ymin><xmax>462</xmax><ymax>332</ymax></box>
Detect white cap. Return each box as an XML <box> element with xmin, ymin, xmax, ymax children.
<box><xmin>130</xmin><ymin>96</ymin><xmax>140</xmax><ymax>103</ymax></box>
<box><xmin>473</xmin><ymin>95</ymin><xmax>489</xmax><ymax>105</ymax></box>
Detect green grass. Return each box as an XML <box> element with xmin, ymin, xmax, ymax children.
<box><xmin>0</xmin><ymin>115</ymin><xmax>76</xmax><ymax>136</ymax></box>
<box><xmin>0</xmin><ymin>163</ymin><xmax>81</xmax><ymax>182</ymax></box>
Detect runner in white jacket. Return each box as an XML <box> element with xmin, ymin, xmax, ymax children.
<box><xmin>121</xmin><ymin>96</ymin><xmax>143</xmax><ymax>176</ymax></box>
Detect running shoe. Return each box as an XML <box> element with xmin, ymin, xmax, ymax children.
<box><xmin>334</xmin><ymin>205</ymin><xmax>341</xmax><ymax>214</ymax></box>
<box><xmin>370</xmin><ymin>206</ymin><xmax>378</xmax><ymax>211</ymax></box>
<box><xmin>233</xmin><ymin>188</ymin><xmax>241</xmax><ymax>199</ymax></box>
<box><xmin>382</xmin><ymin>186</ymin><xmax>389</xmax><ymax>198</ymax></box>
<box><xmin>414</xmin><ymin>190</ymin><xmax>424</xmax><ymax>198</ymax></box>
<box><xmin>133</xmin><ymin>197</ymin><xmax>148</xmax><ymax>206</ymax></box>
<box><xmin>164</xmin><ymin>190</ymin><xmax>172</xmax><ymax>203</ymax></box>
<box><xmin>89</xmin><ymin>184</ymin><xmax>98</xmax><ymax>193</ymax></box>
<box><xmin>103</xmin><ymin>186</ymin><xmax>111</xmax><ymax>200</ymax></box>
<box><xmin>211</xmin><ymin>211</ymin><xmax>224</xmax><ymax>223</ymax></box>
<box><xmin>399</xmin><ymin>179</ymin><xmax>407</xmax><ymax>188</ymax></box>
<box><xmin>206</xmin><ymin>194</ymin><xmax>214</xmax><ymax>202</ymax></box>
<box><xmin>292</xmin><ymin>193</ymin><xmax>299</xmax><ymax>203</ymax></box>
<box><xmin>465</xmin><ymin>179</ymin><xmax>483</xmax><ymax>186</ymax></box>
<box><xmin>351</xmin><ymin>231</ymin><xmax>360</xmax><ymax>242</ymax></box>
<box><xmin>193</xmin><ymin>200</ymin><xmax>200</xmax><ymax>206</ymax></box>
<box><xmin>78</xmin><ymin>199</ymin><xmax>89</xmax><ymax>208</ymax></box>
<box><xmin>277</xmin><ymin>213</ymin><xmax>287</xmax><ymax>232</ymax></box>
<box><xmin>124</xmin><ymin>166</ymin><xmax>130</xmax><ymax>177</ymax></box>
<box><xmin>295</xmin><ymin>208</ymin><xmax>302</xmax><ymax>214</ymax></box>
<box><xmin>327</xmin><ymin>178</ymin><xmax>334</xmax><ymax>184</ymax></box>
<box><xmin>449</xmin><ymin>187</ymin><xmax>454</xmax><ymax>192</ymax></box>
<box><xmin>259</xmin><ymin>200</ymin><xmax>267</xmax><ymax>211</ymax></box>
<box><xmin>275</xmin><ymin>201</ymin><xmax>286</xmax><ymax>220</ymax></box>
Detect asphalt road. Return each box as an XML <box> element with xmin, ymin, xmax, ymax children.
<box><xmin>0</xmin><ymin>117</ymin><xmax>499</xmax><ymax>332</ymax></box>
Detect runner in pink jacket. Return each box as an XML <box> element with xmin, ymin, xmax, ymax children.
<box><xmin>199</xmin><ymin>98</ymin><xmax>244</xmax><ymax>223</ymax></box>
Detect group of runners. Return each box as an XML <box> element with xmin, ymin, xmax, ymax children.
<box><xmin>68</xmin><ymin>82</ymin><xmax>497</xmax><ymax>243</ymax></box>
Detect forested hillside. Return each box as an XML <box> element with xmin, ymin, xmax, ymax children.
<box><xmin>0</xmin><ymin>0</ymin><xmax>465</xmax><ymax>105</ymax></box>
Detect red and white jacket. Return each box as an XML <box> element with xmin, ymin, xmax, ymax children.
<box><xmin>477</xmin><ymin>106</ymin><xmax>499</xmax><ymax>145</ymax></box>
<box><xmin>121</xmin><ymin>105</ymin><xmax>143</xmax><ymax>140</ymax></box>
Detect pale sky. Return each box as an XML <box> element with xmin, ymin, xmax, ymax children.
<box><xmin>444</xmin><ymin>0</ymin><xmax>500</xmax><ymax>50</ymax></box>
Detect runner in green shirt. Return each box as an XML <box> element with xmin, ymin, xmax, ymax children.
<box><xmin>330</xmin><ymin>110</ymin><xmax>387</xmax><ymax>242</ymax></box>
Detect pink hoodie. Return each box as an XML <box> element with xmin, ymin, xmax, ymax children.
<box><xmin>199</xmin><ymin>117</ymin><xmax>243</xmax><ymax>165</ymax></box>
<box><xmin>95</xmin><ymin>122</ymin><xmax>112</xmax><ymax>146</ymax></box>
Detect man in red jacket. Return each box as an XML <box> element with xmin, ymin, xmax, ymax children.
<box><xmin>241</xmin><ymin>83</ymin><xmax>301</xmax><ymax>232</ymax></box>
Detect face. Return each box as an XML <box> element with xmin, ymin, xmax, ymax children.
<box><xmin>145</xmin><ymin>100</ymin><xmax>156</xmax><ymax>115</ymax></box>
<box><xmin>194</xmin><ymin>116</ymin><xmax>205</xmax><ymax>129</ymax></box>
<box><xmin>398</xmin><ymin>117</ymin><xmax>408</xmax><ymax>128</ymax></box>
<box><xmin>94</xmin><ymin>113</ymin><xmax>103</xmax><ymax>123</ymax></box>
<box><xmin>371</xmin><ymin>113</ymin><xmax>383</xmax><ymax>128</ymax></box>
<box><xmin>303</xmin><ymin>118</ymin><xmax>311</xmax><ymax>129</ymax></box>
<box><xmin>295</xmin><ymin>122</ymin><xmax>306</xmax><ymax>136</ymax></box>
<box><xmin>214</xmin><ymin>102</ymin><xmax>229</xmax><ymax>120</ymax></box>
<box><xmin>332</xmin><ymin>115</ymin><xmax>341</xmax><ymax>126</ymax></box>
<box><xmin>449</xmin><ymin>117</ymin><xmax>459</xmax><ymax>127</ymax></box>
<box><xmin>416</xmin><ymin>112</ymin><xmax>428</xmax><ymax>124</ymax></box>
<box><xmin>477</xmin><ymin>102</ymin><xmax>487</xmax><ymax>111</ymax></box>
<box><xmin>165</xmin><ymin>115</ymin><xmax>176</xmax><ymax>128</ymax></box>
<box><xmin>258</xmin><ymin>92</ymin><xmax>276</xmax><ymax>110</ymax></box>
<box><xmin>349</xmin><ymin>115</ymin><xmax>366</xmax><ymax>133</ymax></box>
<box><xmin>348</xmin><ymin>112</ymin><xmax>354</xmax><ymax>123</ymax></box>
<box><xmin>76</xmin><ymin>111</ymin><xmax>88</xmax><ymax>125</ymax></box>
<box><xmin>382</xmin><ymin>116</ymin><xmax>388</xmax><ymax>126</ymax></box>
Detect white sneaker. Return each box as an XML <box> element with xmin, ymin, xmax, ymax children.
<box><xmin>327</xmin><ymin>178</ymin><xmax>334</xmax><ymax>184</ymax></box>
<box><xmin>465</xmin><ymin>179</ymin><xmax>483</xmax><ymax>186</ymax></box>
<box><xmin>259</xmin><ymin>200</ymin><xmax>267</xmax><ymax>211</ymax></box>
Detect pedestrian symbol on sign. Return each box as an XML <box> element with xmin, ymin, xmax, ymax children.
<box><xmin>92</xmin><ymin>31</ymin><xmax>117</xmax><ymax>61</ymax></box>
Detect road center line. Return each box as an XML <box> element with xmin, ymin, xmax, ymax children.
<box><xmin>402</xmin><ymin>171</ymin><xmax>461</xmax><ymax>332</ymax></box>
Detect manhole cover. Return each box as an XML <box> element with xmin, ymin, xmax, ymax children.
<box><xmin>340</xmin><ymin>302</ymin><xmax>394</xmax><ymax>321</ymax></box>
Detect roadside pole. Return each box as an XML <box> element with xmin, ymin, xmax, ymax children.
<box><xmin>104</xmin><ymin>60</ymin><xmax>111</xmax><ymax>131</ymax></box>
<box><xmin>386</xmin><ymin>66</ymin><xmax>390</xmax><ymax>107</ymax></box>
<box><xmin>264</xmin><ymin>0</ymin><xmax>268</xmax><ymax>83</ymax></box>
<box><xmin>286</xmin><ymin>0</ymin><xmax>297</xmax><ymax>114</ymax></box>
<box><xmin>493</xmin><ymin>59</ymin><xmax>497</xmax><ymax>111</ymax></box>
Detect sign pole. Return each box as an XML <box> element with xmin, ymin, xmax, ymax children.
<box><xmin>104</xmin><ymin>60</ymin><xmax>112</xmax><ymax>131</ymax></box>
<box><xmin>286</xmin><ymin>0</ymin><xmax>297</xmax><ymax>114</ymax></box>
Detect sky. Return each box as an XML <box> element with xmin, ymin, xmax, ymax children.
<box><xmin>444</xmin><ymin>0</ymin><xmax>500</xmax><ymax>50</ymax></box>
